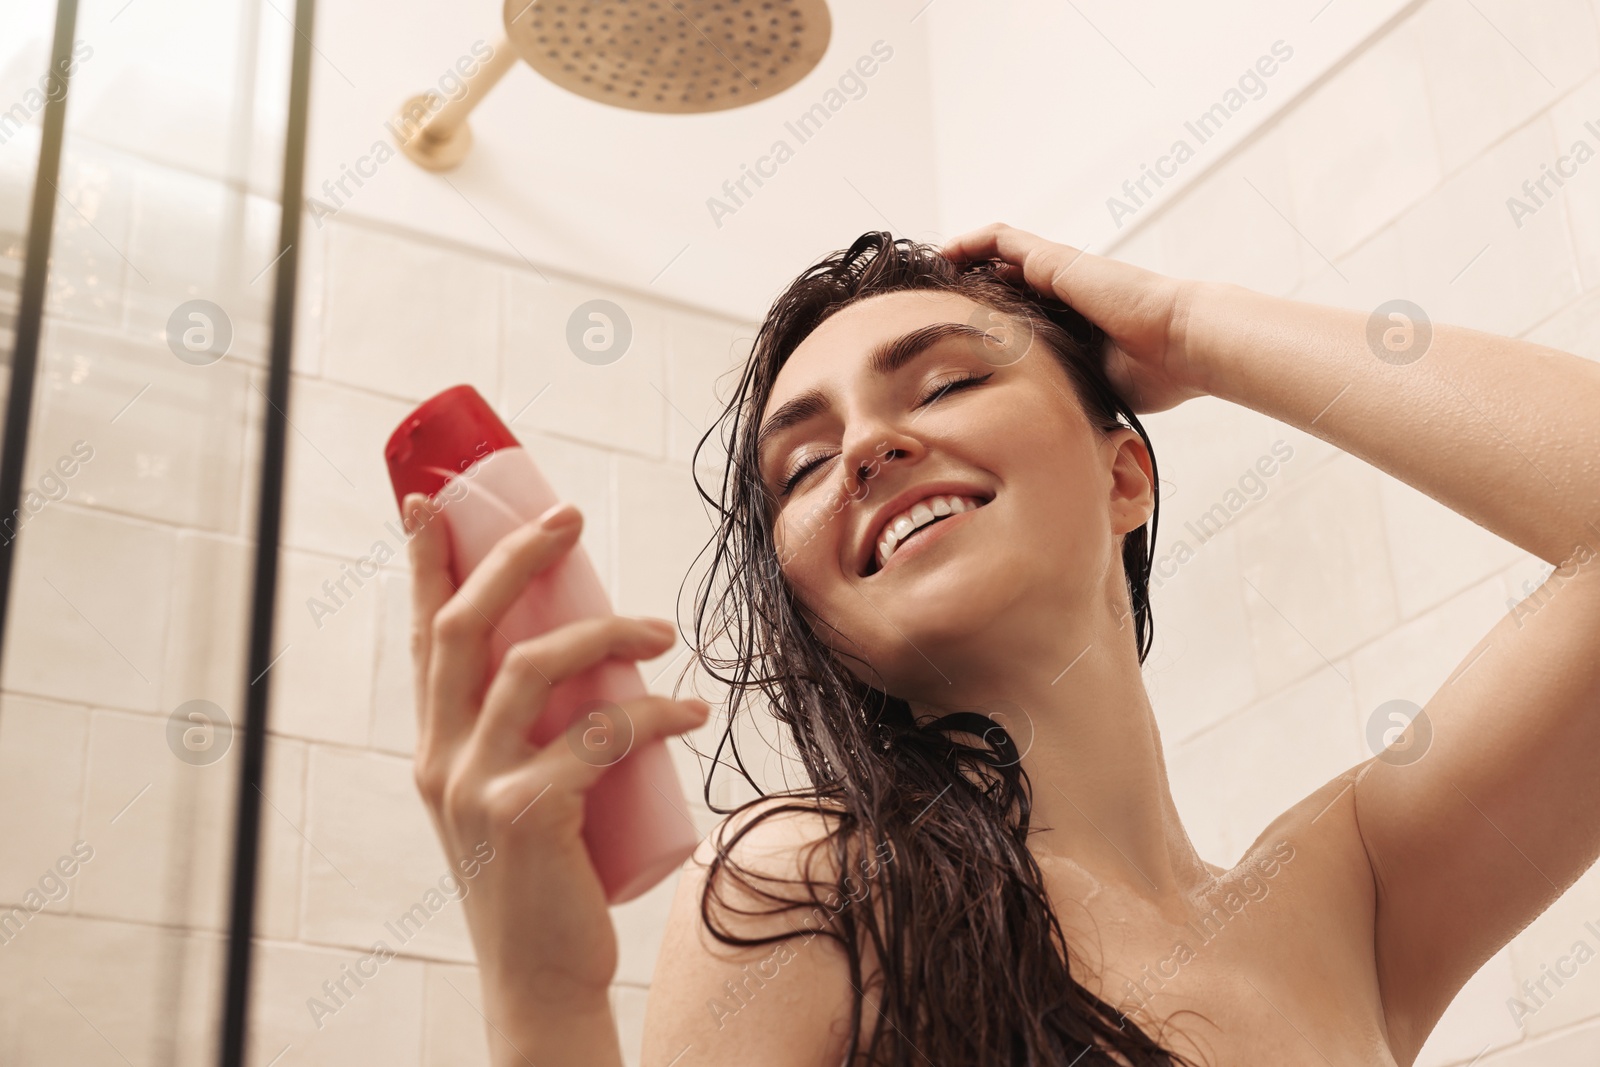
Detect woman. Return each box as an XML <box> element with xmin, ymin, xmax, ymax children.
<box><xmin>400</xmin><ymin>224</ymin><xmax>1600</xmax><ymax>1066</ymax></box>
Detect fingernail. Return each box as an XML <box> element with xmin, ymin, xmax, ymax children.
<box><xmin>538</xmin><ymin>502</ymin><xmax>580</xmax><ymax>530</ymax></box>
<box><xmin>643</xmin><ymin>617</ymin><xmax>676</xmax><ymax>634</ymax></box>
<box><xmin>401</xmin><ymin>493</ymin><xmax>424</xmax><ymax>533</ymax></box>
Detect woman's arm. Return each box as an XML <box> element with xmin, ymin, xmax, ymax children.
<box><xmin>941</xmin><ymin>223</ymin><xmax>1600</xmax><ymax>1058</ymax></box>
<box><xmin>402</xmin><ymin>494</ymin><xmax>712</xmax><ymax>1067</ymax></box>
<box><xmin>1184</xmin><ymin>282</ymin><xmax>1600</xmax><ymax>1053</ymax></box>
<box><xmin>1183</xmin><ymin>282</ymin><xmax>1600</xmax><ymax>566</ymax></box>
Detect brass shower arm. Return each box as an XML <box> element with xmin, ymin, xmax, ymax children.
<box><xmin>393</xmin><ymin>34</ymin><xmax>517</xmax><ymax>172</ymax></box>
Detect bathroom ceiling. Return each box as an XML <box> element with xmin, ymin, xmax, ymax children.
<box><xmin>4</xmin><ymin>0</ymin><xmax>1415</xmax><ymax>323</ymax></box>
<box><xmin>293</xmin><ymin>0</ymin><xmax>1418</xmax><ymax>321</ymax></box>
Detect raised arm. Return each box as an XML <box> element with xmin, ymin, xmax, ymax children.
<box><xmin>941</xmin><ymin>223</ymin><xmax>1600</xmax><ymax>1060</ymax></box>
<box><xmin>1183</xmin><ymin>282</ymin><xmax>1600</xmax><ymax>567</ymax></box>
<box><xmin>1184</xmin><ymin>278</ymin><xmax>1600</xmax><ymax>1056</ymax></box>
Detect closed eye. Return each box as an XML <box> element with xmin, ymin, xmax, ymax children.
<box><xmin>777</xmin><ymin>373</ymin><xmax>991</xmax><ymax>495</ymax></box>
<box><xmin>780</xmin><ymin>451</ymin><xmax>836</xmax><ymax>495</ymax></box>
<box><xmin>917</xmin><ymin>371</ymin><xmax>993</xmax><ymax>408</ymax></box>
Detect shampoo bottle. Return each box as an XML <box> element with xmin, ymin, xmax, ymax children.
<box><xmin>384</xmin><ymin>384</ymin><xmax>700</xmax><ymax>904</ymax></box>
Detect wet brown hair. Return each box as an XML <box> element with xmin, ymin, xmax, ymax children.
<box><xmin>688</xmin><ymin>231</ymin><xmax>1198</xmax><ymax>1065</ymax></box>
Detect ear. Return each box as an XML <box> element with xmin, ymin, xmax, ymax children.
<box><xmin>1106</xmin><ymin>427</ymin><xmax>1155</xmax><ymax>536</ymax></box>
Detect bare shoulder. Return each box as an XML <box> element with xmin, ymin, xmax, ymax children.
<box><xmin>1227</xmin><ymin>760</ymin><xmax>1387</xmax><ymax>999</ymax></box>
<box><xmin>1236</xmin><ymin>759</ymin><xmax>1379</xmax><ymax>911</ymax></box>
<box><xmin>702</xmin><ymin>793</ymin><xmax>849</xmax><ymax>891</ymax></box>
<box><xmin>641</xmin><ymin>794</ymin><xmax>862</xmax><ymax>1067</ymax></box>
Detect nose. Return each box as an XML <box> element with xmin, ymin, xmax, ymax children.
<box><xmin>841</xmin><ymin>423</ymin><xmax>922</xmax><ymax>501</ymax></box>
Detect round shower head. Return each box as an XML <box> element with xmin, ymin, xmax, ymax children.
<box><xmin>502</xmin><ymin>0</ymin><xmax>833</xmax><ymax>114</ymax></box>
<box><xmin>395</xmin><ymin>0</ymin><xmax>832</xmax><ymax>170</ymax></box>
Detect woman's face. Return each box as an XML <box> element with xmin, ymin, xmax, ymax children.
<box><xmin>755</xmin><ymin>289</ymin><xmax>1153</xmax><ymax>705</ymax></box>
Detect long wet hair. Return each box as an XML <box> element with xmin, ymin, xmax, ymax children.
<box><xmin>687</xmin><ymin>231</ymin><xmax>1198</xmax><ymax>1065</ymax></box>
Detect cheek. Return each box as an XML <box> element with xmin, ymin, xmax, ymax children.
<box><xmin>773</xmin><ymin>503</ymin><xmax>887</xmax><ymax>658</ymax></box>
<box><xmin>989</xmin><ymin>430</ymin><xmax>1112</xmax><ymax>570</ymax></box>
<box><xmin>773</xmin><ymin>504</ymin><xmax>844</xmax><ymax>603</ymax></box>
<box><xmin>772</xmin><ymin>469</ymin><xmax>866</xmax><ymax>567</ymax></box>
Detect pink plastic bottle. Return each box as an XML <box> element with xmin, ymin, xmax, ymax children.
<box><xmin>384</xmin><ymin>384</ymin><xmax>700</xmax><ymax>904</ymax></box>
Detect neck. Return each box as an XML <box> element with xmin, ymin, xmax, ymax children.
<box><xmin>911</xmin><ymin>611</ymin><xmax>1215</xmax><ymax>910</ymax></box>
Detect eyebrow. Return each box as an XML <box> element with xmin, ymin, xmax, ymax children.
<box><xmin>755</xmin><ymin>320</ymin><xmax>991</xmax><ymax>459</ymax></box>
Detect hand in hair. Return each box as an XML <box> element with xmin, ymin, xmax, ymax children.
<box><xmin>941</xmin><ymin>222</ymin><xmax>1204</xmax><ymax>414</ymax></box>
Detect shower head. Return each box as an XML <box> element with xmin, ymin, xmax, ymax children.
<box><xmin>395</xmin><ymin>0</ymin><xmax>833</xmax><ymax>170</ymax></box>
<box><xmin>508</xmin><ymin>0</ymin><xmax>833</xmax><ymax>114</ymax></box>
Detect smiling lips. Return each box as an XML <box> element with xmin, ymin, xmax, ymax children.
<box><xmin>873</xmin><ymin>494</ymin><xmax>986</xmax><ymax>571</ymax></box>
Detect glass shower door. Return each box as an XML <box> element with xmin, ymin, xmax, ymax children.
<box><xmin>0</xmin><ymin>0</ymin><xmax>303</xmax><ymax>1062</ymax></box>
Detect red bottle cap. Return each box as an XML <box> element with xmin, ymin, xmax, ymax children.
<box><xmin>384</xmin><ymin>384</ymin><xmax>520</xmax><ymax>511</ymax></box>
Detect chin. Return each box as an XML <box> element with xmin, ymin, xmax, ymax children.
<box><xmin>856</xmin><ymin>553</ymin><xmax>1033</xmax><ymax>689</ymax></box>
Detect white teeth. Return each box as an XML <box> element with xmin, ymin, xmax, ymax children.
<box><xmin>873</xmin><ymin>494</ymin><xmax>985</xmax><ymax>569</ymax></box>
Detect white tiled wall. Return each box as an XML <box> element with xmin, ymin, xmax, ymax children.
<box><xmin>0</xmin><ymin>127</ymin><xmax>747</xmax><ymax>1065</ymax></box>
<box><xmin>3</xmin><ymin>0</ymin><xmax>1600</xmax><ymax>1062</ymax></box>
<box><xmin>1119</xmin><ymin>1</ymin><xmax>1600</xmax><ymax>1062</ymax></box>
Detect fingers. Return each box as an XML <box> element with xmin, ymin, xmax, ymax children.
<box><xmin>441</xmin><ymin>503</ymin><xmax>584</xmax><ymax>644</ymax></box>
<box><xmin>940</xmin><ymin>222</ymin><xmax>1044</xmax><ymax>265</ymax></box>
<box><xmin>475</xmin><ymin>615</ymin><xmax>679</xmax><ymax>756</ymax></box>
<box><xmin>940</xmin><ymin>223</ymin><xmax>1093</xmax><ymax>300</ymax></box>
<box><xmin>425</xmin><ymin>504</ymin><xmax>585</xmax><ymax>747</ymax></box>
<box><xmin>505</xmin><ymin>695</ymin><xmax>711</xmax><ymax>810</ymax></box>
<box><xmin>561</xmin><ymin>694</ymin><xmax>710</xmax><ymax>791</ymax></box>
<box><xmin>404</xmin><ymin>492</ymin><xmax>456</xmax><ymax>712</ymax></box>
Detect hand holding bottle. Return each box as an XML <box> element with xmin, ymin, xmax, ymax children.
<box><xmin>403</xmin><ymin>494</ymin><xmax>710</xmax><ymax>1061</ymax></box>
